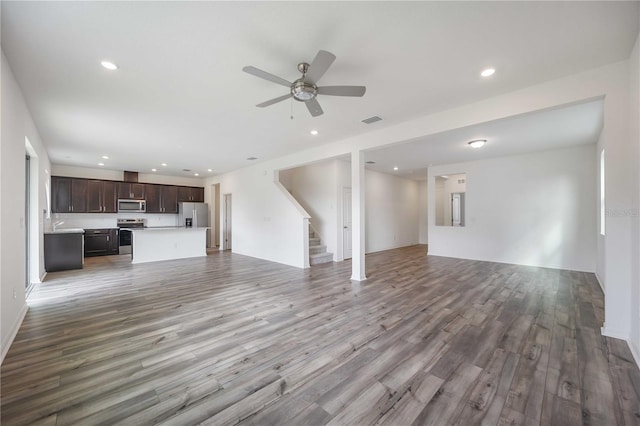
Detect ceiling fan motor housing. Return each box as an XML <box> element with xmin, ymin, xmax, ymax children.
<box><xmin>291</xmin><ymin>79</ymin><xmax>317</xmax><ymax>101</ymax></box>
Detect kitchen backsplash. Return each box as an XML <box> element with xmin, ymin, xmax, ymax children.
<box><xmin>52</xmin><ymin>213</ymin><xmax>179</xmax><ymax>230</ymax></box>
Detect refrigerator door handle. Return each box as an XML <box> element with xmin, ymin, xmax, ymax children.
<box><xmin>193</xmin><ymin>209</ymin><xmax>197</xmax><ymax>228</ymax></box>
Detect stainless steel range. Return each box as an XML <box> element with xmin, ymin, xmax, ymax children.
<box><xmin>117</xmin><ymin>218</ymin><xmax>145</xmax><ymax>254</ymax></box>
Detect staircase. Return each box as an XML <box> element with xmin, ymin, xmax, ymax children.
<box><xmin>309</xmin><ymin>229</ymin><xmax>333</xmax><ymax>265</ymax></box>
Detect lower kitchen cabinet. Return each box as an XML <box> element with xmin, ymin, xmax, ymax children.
<box><xmin>44</xmin><ymin>232</ymin><xmax>84</xmax><ymax>272</ymax></box>
<box><xmin>84</xmin><ymin>229</ymin><xmax>119</xmax><ymax>257</ymax></box>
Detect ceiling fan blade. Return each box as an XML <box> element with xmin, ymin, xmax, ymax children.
<box><xmin>317</xmin><ymin>86</ymin><xmax>366</xmax><ymax>97</ymax></box>
<box><xmin>305</xmin><ymin>50</ymin><xmax>336</xmax><ymax>84</ymax></box>
<box><xmin>305</xmin><ymin>98</ymin><xmax>324</xmax><ymax>117</ymax></box>
<box><xmin>256</xmin><ymin>94</ymin><xmax>291</xmax><ymax>108</ymax></box>
<box><xmin>242</xmin><ymin>66</ymin><xmax>291</xmax><ymax>88</ymax></box>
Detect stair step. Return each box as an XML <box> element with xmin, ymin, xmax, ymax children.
<box><xmin>310</xmin><ymin>252</ymin><xmax>334</xmax><ymax>265</ymax></box>
<box><xmin>309</xmin><ymin>237</ymin><xmax>320</xmax><ymax>246</ymax></box>
<box><xmin>309</xmin><ymin>245</ymin><xmax>326</xmax><ymax>255</ymax></box>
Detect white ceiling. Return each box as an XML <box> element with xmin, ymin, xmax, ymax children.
<box><xmin>1</xmin><ymin>2</ymin><xmax>638</xmax><ymax>178</ymax></box>
<box><xmin>365</xmin><ymin>98</ymin><xmax>604</xmax><ymax>180</ymax></box>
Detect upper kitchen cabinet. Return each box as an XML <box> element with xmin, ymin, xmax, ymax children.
<box><xmin>178</xmin><ymin>186</ymin><xmax>204</xmax><ymax>203</ymax></box>
<box><xmin>117</xmin><ymin>182</ymin><xmax>145</xmax><ymax>200</ymax></box>
<box><xmin>145</xmin><ymin>184</ymin><xmax>178</xmax><ymax>213</ymax></box>
<box><xmin>51</xmin><ymin>177</ymin><xmax>87</xmax><ymax>213</ymax></box>
<box><xmin>87</xmin><ymin>180</ymin><xmax>117</xmax><ymax>213</ymax></box>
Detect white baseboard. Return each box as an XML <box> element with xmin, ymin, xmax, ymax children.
<box><xmin>601</xmin><ymin>324</ymin><xmax>630</xmax><ymax>341</ymax></box>
<box><xmin>1</xmin><ymin>303</ymin><xmax>29</xmax><ymax>364</ymax></box>
<box><xmin>594</xmin><ymin>272</ymin><xmax>604</xmax><ymax>292</ymax></box>
<box><xmin>629</xmin><ymin>339</ymin><xmax>640</xmax><ymax>369</ymax></box>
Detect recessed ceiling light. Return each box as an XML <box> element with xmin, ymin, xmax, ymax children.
<box><xmin>151</xmin><ymin>168</ymin><xmax>157</xmax><ymax>172</ymax></box>
<box><xmin>207</xmin><ymin>169</ymin><xmax>212</xmax><ymax>172</ymax></box>
<box><xmin>161</xmin><ymin>163</ymin><xmax>167</xmax><ymax>167</ymax></box>
<box><xmin>393</xmin><ymin>166</ymin><xmax>399</xmax><ymax>171</ymax></box>
<box><xmin>101</xmin><ymin>61</ymin><xmax>118</xmax><ymax>70</ymax></box>
<box><xmin>194</xmin><ymin>173</ymin><xmax>199</xmax><ymax>176</ymax></box>
<box><xmin>468</xmin><ymin>139</ymin><xmax>487</xmax><ymax>148</ymax></box>
<box><xmin>98</xmin><ymin>162</ymin><xmax>104</xmax><ymax>166</ymax></box>
<box><xmin>480</xmin><ymin>68</ymin><xmax>495</xmax><ymax>77</ymax></box>
<box><xmin>310</xmin><ymin>130</ymin><xmax>319</xmax><ymax>135</ymax></box>
<box><xmin>101</xmin><ymin>155</ymin><xmax>109</xmax><ymax>159</ymax></box>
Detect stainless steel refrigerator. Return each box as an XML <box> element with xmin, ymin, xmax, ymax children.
<box><xmin>178</xmin><ymin>202</ymin><xmax>209</xmax><ymax>245</ymax></box>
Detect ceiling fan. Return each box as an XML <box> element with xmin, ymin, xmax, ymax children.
<box><xmin>242</xmin><ymin>50</ymin><xmax>366</xmax><ymax>117</ymax></box>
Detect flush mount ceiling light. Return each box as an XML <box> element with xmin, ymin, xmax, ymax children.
<box><xmin>393</xmin><ymin>166</ymin><xmax>399</xmax><ymax>171</ymax></box>
<box><xmin>310</xmin><ymin>130</ymin><xmax>319</xmax><ymax>135</ymax></box>
<box><xmin>98</xmin><ymin>162</ymin><xmax>105</xmax><ymax>166</ymax></box>
<box><xmin>207</xmin><ymin>169</ymin><xmax>212</xmax><ymax>172</ymax></box>
<box><xmin>194</xmin><ymin>173</ymin><xmax>199</xmax><ymax>176</ymax></box>
<box><xmin>468</xmin><ymin>139</ymin><xmax>487</xmax><ymax>148</ymax></box>
<box><xmin>101</xmin><ymin>155</ymin><xmax>109</xmax><ymax>159</ymax></box>
<box><xmin>151</xmin><ymin>168</ymin><xmax>157</xmax><ymax>172</ymax></box>
<box><xmin>480</xmin><ymin>68</ymin><xmax>495</xmax><ymax>77</ymax></box>
<box><xmin>100</xmin><ymin>61</ymin><xmax>118</xmax><ymax>70</ymax></box>
<box><xmin>161</xmin><ymin>163</ymin><xmax>167</xmax><ymax>167</ymax></box>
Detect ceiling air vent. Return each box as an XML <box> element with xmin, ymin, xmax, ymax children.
<box><xmin>182</xmin><ymin>169</ymin><xmax>191</xmax><ymax>172</ymax></box>
<box><xmin>362</xmin><ymin>116</ymin><xmax>382</xmax><ymax>124</ymax></box>
<box><xmin>365</xmin><ymin>161</ymin><xmax>376</xmax><ymax>164</ymax></box>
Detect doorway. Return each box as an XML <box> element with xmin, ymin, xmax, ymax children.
<box><xmin>451</xmin><ymin>192</ymin><xmax>465</xmax><ymax>227</ymax></box>
<box><xmin>342</xmin><ymin>187</ymin><xmax>352</xmax><ymax>259</ymax></box>
<box><xmin>223</xmin><ymin>194</ymin><xmax>232</xmax><ymax>250</ymax></box>
<box><xmin>212</xmin><ymin>183</ymin><xmax>221</xmax><ymax>248</ymax></box>
<box><xmin>25</xmin><ymin>155</ymin><xmax>31</xmax><ymax>289</ymax></box>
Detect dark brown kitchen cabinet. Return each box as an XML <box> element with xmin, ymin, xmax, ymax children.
<box><xmin>51</xmin><ymin>177</ymin><xmax>87</xmax><ymax>213</ymax></box>
<box><xmin>145</xmin><ymin>184</ymin><xmax>178</xmax><ymax>213</ymax></box>
<box><xmin>108</xmin><ymin>228</ymin><xmax>119</xmax><ymax>254</ymax></box>
<box><xmin>117</xmin><ymin>182</ymin><xmax>145</xmax><ymax>200</ymax></box>
<box><xmin>86</xmin><ymin>180</ymin><xmax>117</xmax><ymax>213</ymax></box>
<box><xmin>84</xmin><ymin>228</ymin><xmax>119</xmax><ymax>257</ymax></box>
<box><xmin>178</xmin><ymin>186</ymin><xmax>204</xmax><ymax>203</ymax></box>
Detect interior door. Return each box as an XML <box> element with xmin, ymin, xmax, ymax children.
<box><xmin>223</xmin><ymin>194</ymin><xmax>232</xmax><ymax>250</ymax></box>
<box><xmin>343</xmin><ymin>187</ymin><xmax>352</xmax><ymax>259</ymax></box>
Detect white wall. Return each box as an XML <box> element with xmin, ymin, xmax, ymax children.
<box><xmin>204</xmin><ymin>166</ymin><xmax>310</xmax><ymax>268</ymax></box>
<box><xmin>1</xmin><ymin>51</ymin><xmax>52</xmax><ymax>361</ymax></box>
<box><xmin>428</xmin><ymin>145</ymin><xmax>597</xmax><ymax>272</ymax></box>
<box><xmin>51</xmin><ymin>164</ymin><xmax>205</xmax><ymax>187</ymax></box>
<box><xmin>335</xmin><ymin>160</ymin><xmax>419</xmax><ymax>255</ymax></box>
<box><xmin>418</xmin><ymin>180</ymin><xmax>428</xmax><ymax>244</ymax></box>
<box><xmin>363</xmin><ymin>168</ymin><xmax>419</xmax><ymax>253</ymax></box>
<box><xmin>628</xmin><ymin>26</ymin><xmax>640</xmax><ymax>366</ymax></box>
<box><xmin>284</xmin><ymin>160</ymin><xmax>339</xmax><ymax>260</ymax></box>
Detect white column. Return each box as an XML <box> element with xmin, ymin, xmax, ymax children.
<box><xmin>351</xmin><ymin>149</ymin><xmax>367</xmax><ymax>281</ymax></box>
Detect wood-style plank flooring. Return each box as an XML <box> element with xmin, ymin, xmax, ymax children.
<box><xmin>2</xmin><ymin>245</ymin><xmax>639</xmax><ymax>425</ymax></box>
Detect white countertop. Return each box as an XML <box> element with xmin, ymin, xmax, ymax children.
<box><xmin>120</xmin><ymin>226</ymin><xmax>210</xmax><ymax>232</ymax></box>
<box><xmin>45</xmin><ymin>228</ymin><xmax>85</xmax><ymax>235</ymax></box>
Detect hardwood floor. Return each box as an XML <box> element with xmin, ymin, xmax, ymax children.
<box><xmin>2</xmin><ymin>245</ymin><xmax>639</xmax><ymax>425</ymax></box>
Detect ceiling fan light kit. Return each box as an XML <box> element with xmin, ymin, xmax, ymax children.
<box><xmin>243</xmin><ymin>50</ymin><xmax>366</xmax><ymax>117</ymax></box>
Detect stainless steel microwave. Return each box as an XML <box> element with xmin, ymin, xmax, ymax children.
<box><xmin>118</xmin><ymin>199</ymin><xmax>146</xmax><ymax>213</ymax></box>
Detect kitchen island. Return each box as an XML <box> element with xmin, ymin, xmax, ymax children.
<box><xmin>120</xmin><ymin>226</ymin><xmax>209</xmax><ymax>264</ymax></box>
